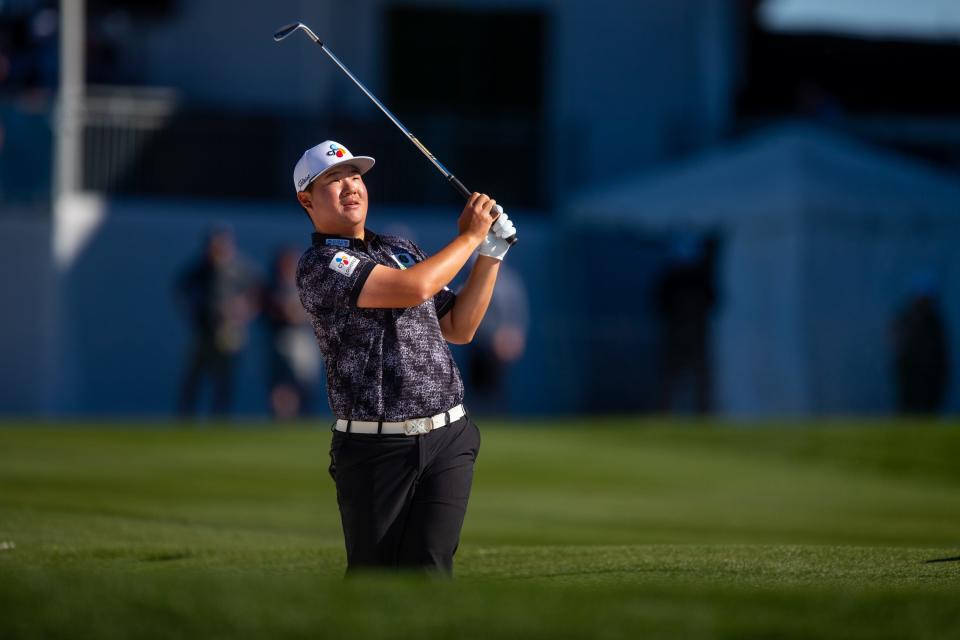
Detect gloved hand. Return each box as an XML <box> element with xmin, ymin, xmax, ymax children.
<box><xmin>477</xmin><ymin>211</ymin><xmax>516</xmax><ymax>261</ymax></box>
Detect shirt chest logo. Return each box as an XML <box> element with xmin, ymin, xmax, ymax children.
<box><xmin>328</xmin><ymin>251</ymin><xmax>359</xmax><ymax>276</ymax></box>
<box><xmin>389</xmin><ymin>252</ymin><xmax>416</xmax><ymax>270</ymax></box>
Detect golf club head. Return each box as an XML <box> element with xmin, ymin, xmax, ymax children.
<box><xmin>273</xmin><ymin>22</ymin><xmax>320</xmax><ymax>44</ymax></box>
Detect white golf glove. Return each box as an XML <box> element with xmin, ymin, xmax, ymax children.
<box><xmin>477</xmin><ymin>210</ymin><xmax>516</xmax><ymax>261</ymax></box>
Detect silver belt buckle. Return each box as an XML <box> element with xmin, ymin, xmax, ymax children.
<box><xmin>404</xmin><ymin>417</ymin><xmax>431</xmax><ymax>436</ymax></box>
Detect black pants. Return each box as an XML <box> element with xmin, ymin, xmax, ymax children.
<box><xmin>328</xmin><ymin>415</ymin><xmax>480</xmax><ymax>575</ymax></box>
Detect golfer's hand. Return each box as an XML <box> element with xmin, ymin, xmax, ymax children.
<box><xmin>477</xmin><ymin>212</ymin><xmax>516</xmax><ymax>261</ymax></box>
<box><xmin>458</xmin><ymin>193</ymin><xmax>498</xmax><ymax>246</ymax></box>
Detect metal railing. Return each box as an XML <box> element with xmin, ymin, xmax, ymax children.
<box><xmin>77</xmin><ymin>86</ymin><xmax>550</xmax><ymax>208</ymax></box>
<box><xmin>81</xmin><ymin>86</ymin><xmax>180</xmax><ymax>195</ymax></box>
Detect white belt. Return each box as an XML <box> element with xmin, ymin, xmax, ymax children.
<box><xmin>335</xmin><ymin>404</ymin><xmax>465</xmax><ymax>436</ymax></box>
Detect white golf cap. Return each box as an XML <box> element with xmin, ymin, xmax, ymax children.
<box><xmin>293</xmin><ymin>140</ymin><xmax>375</xmax><ymax>193</ymax></box>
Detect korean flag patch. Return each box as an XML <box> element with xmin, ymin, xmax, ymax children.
<box><xmin>328</xmin><ymin>251</ymin><xmax>359</xmax><ymax>277</ymax></box>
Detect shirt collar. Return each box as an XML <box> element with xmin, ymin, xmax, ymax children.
<box><xmin>312</xmin><ymin>229</ymin><xmax>377</xmax><ymax>250</ymax></box>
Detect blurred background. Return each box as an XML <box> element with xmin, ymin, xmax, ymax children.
<box><xmin>1</xmin><ymin>0</ymin><xmax>959</xmax><ymax>420</ymax></box>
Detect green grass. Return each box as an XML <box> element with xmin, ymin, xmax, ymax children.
<box><xmin>1</xmin><ymin>418</ymin><xmax>959</xmax><ymax>639</ymax></box>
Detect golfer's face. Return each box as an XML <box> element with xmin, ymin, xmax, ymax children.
<box><xmin>312</xmin><ymin>165</ymin><xmax>368</xmax><ymax>226</ymax></box>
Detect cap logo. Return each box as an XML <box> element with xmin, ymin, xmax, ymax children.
<box><xmin>295</xmin><ymin>141</ymin><xmax>372</xmax><ymax>193</ymax></box>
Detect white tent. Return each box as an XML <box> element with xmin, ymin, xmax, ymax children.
<box><xmin>567</xmin><ymin>124</ymin><xmax>960</xmax><ymax>416</ymax></box>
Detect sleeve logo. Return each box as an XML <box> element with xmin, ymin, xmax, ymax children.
<box><xmin>389</xmin><ymin>252</ymin><xmax>416</xmax><ymax>270</ymax></box>
<box><xmin>328</xmin><ymin>251</ymin><xmax>359</xmax><ymax>276</ymax></box>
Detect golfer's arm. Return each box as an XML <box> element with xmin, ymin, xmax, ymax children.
<box><xmin>439</xmin><ymin>256</ymin><xmax>500</xmax><ymax>344</ymax></box>
<box><xmin>357</xmin><ymin>234</ymin><xmax>479</xmax><ymax>308</ymax></box>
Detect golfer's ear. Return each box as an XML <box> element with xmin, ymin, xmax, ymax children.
<box><xmin>297</xmin><ymin>191</ymin><xmax>312</xmax><ymax>210</ymax></box>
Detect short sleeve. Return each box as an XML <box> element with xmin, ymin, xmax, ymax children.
<box><xmin>434</xmin><ymin>286</ymin><xmax>456</xmax><ymax>318</ymax></box>
<box><xmin>297</xmin><ymin>247</ymin><xmax>376</xmax><ymax>312</ymax></box>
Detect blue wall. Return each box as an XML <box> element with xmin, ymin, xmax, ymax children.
<box><xmin>42</xmin><ymin>197</ymin><xmax>572</xmax><ymax>419</ymax></box>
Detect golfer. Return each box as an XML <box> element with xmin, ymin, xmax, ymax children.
<box><xmin>293</xmin><ymin>141</ymin><xmax>516</xmax><ymax>575</ymax></box>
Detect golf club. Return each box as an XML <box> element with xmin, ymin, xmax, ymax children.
<box><xmin>274</xmin><ymin>22</ymin><xmax>517</xmax><ymax>245</ymax></box>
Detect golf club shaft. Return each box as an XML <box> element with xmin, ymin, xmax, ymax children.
<box><xmin>316</xmin><ymin>44</ymin><xmax>467</xmax><ymax>194</ymax></box>
<box><xmin>276</xmin><ymin>23</ymin><xmax>516</xmax><ymax>245</ymax></box>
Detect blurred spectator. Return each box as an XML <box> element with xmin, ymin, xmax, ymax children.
<box><xmin>264</xmin><ymin>247</ymin><xmax>322</xmax><ymax>420</ymax></box>
<box><xmin>892</xmin><ymin>271</ymin><xmax>950</xmax><ymax>415</ymax></box>
<box><xmin>174</xmin><ymin>225</ymin><xmax>260</xmax><ymax>418</ymax></box>
<box><xmin>468</xmin><ymin>261</ymin><xmax>529</xmax><ymax>414</ymax></box>
<box><xmin>656</xmin><ymin>234</ymin><xmax>718</xmax><ymax>414</ymax></box>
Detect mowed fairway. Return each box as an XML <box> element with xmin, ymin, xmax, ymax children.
<box><xmin>1</xmin><ymin>419</ymin><xmax>959</xmax><ymax>639</ymax></box>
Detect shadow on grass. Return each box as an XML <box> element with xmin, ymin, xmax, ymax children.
<box><xmin>509</xmin><ymin>568</ymin><xmax>654</xmax><ymax>580</ymax></box>
<box><xmin>924</xmin><ymin>556</ymin><xmax>960</xmax><ymax>564</ymax></box>
<box><xmin>141</xmin><ymin>551</ymin><xmax>193</xmax><ymax>562</ymax></box>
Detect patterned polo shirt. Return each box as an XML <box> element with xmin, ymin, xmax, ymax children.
<box><xmin>296</xmin><ymin>229</ymin><xmax>463</xmax><ymax>422</ymax></box>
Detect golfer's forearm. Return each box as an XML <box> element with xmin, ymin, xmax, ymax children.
<box><xmin>447</xmin><ymin>256</ymin><xmax>500</xmax><ymax>342</ymax></box>
<box><xmin>408</xmin><ymin>234</ymin><xmax>484</xmax><ymax>298</ymax></box>
<box><xmin>357</xmin><ymin>233</ymin><xmax>481</xmax><ymax>308</ymax></box>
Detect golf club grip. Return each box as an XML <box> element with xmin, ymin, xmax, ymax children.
<box><xmin>448</xmin><ymin>176</ymin><xmax>519</xmax><ymax>246</ymax></box>
<box><xmin>448</xmin><ymin>175</ymin><xmax>472</xmax><ymax>200</ymax></box>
